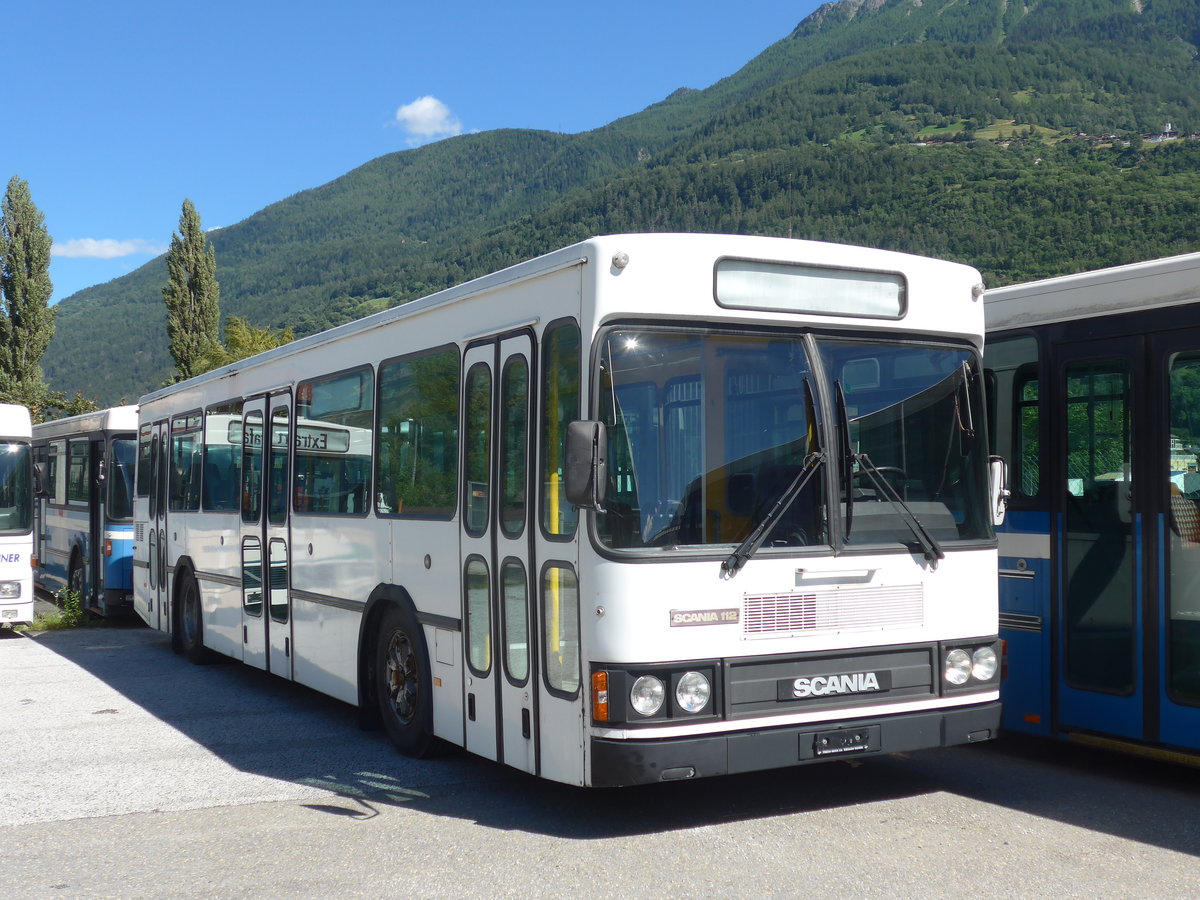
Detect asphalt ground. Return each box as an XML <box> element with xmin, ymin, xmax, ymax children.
<box><xmin>2</xmin><ymin>622</ymin><xmax>1199</xmax><ymax>899</ymax></box>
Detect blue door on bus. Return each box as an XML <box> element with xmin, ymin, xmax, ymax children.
<box><xmin>988</xmin><ymin>309</ymin><xmax>1200</xmax><ymax>758</ymax></box>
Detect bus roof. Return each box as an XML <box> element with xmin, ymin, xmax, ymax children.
<box><xmin>138</xmin><ymin>233</ymin><xmax>985</xmax><ymax>408</ymax></box>
<box><xmin>985</xmin><ymin>251</ymin><xmax>1200</xmax><ymax>332</ymax></box>
<box><xmin>0</xmin><ymin>403</ymin><xmax>31</xmax><ymax>440</ymax></box>
<box><xmin>32</xmin><ymin>405</ymin><xmax>139</xmax><ymax>441</ymax></box>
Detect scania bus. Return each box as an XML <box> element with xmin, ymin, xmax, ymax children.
<box><xmin>987</xmin><ymin>250</ymin><xmax>1200</xmax><ymax>761</ymax></box>
<box><xmin>0</xmin><ymin>403</ymin><xmax>34</xmax><ymax>627</ymax></box>
<box><xmin>32</xmin><ymin>406</ymin><xmax>138</xmax><ymax>615</ymax></box>
<box><xmin>134</xmin><ymin>233</ymin><xmax>1005</xmax><ymax>786</ymax></box>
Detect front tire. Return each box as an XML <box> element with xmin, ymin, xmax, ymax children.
<box><xmin>375</xmin><ymin>602</ymin><xmax>438</xmax><ymax>758</ymax></box>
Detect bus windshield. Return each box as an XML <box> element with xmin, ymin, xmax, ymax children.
<box><xmin>596</xmin><ymin>327</ymin><xmax>992</xmax><ymax>552</ymax></box>
<box><xmin>597</xmin><ymin>327</ymin><xmax>822</xmax><ymax>551</ymax></box>
<box><xmin>820</xmin><ymin>339</ymin><xmax>993</xmax><ymax>547</ymax></box>
<box><xmin>108</xmin><ymin>436</ymin><xmax>136</xmax><ymax>522</ymax></box>
<box><xmin>0</xmin><ymin>441</ymin><xmax>32</xmax><ymax>535</ymax></box>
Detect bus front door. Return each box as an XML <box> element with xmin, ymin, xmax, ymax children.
<box><xmin>240</xmin><ymin>394</ymin><xmax>293</xmax><ymax>676</ymax></box>
<box><xmin>1056</xmin><ymin>338</ymin><xmax>1145</xmax><ymax>741</ymax></box>
<box><xmin>460</xmin><ymin>333</ymin><xmax>537</xmax><ymax>774</ymax></box>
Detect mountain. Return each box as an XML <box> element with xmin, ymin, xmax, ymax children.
<box><xmin>44</xmin><ymin>0</ymin><xmax>1200</xmax><ymax>405</ymax></box>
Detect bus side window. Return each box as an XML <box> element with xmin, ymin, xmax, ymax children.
<box><xmin>376</xmin><ymin>348</ymin><xmax>459</xmax><ymax>519</ymax></box>
<box><xmin>983</xmin><ymin>335</ymin><xmax>1040</xmax><ymax>504</ymax></box>
<box><xmin>540</xmin><ymin>320</ymin><xmax>580</xmax><ymax>540</ymax></box>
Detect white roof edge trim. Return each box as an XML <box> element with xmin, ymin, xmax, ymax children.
<box><xmin>137</xmin><ymin>248</ymin><xmax>590</xmax><ymax>406</ymax></box>
<box><xmin>984</xmin><ymin>250</ymin><xmax>1200</xmax><ymax>331</ymax></box>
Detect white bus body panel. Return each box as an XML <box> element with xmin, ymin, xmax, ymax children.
<box><xmin>0</xmin><ymin>404</ymin><xmax>33</xmax><ymax>626</ymax></box>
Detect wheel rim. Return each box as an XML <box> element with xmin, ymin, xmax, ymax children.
<box><xmin>384</xmin><ymin>630</ymin><xmax>418</xmax><ymax>725</ymax></box>
<box><xmin>69</xmin><ymin>563</ymin><xmax>83</xmax><ymax>595</ymax></box>
<box><xmin>182</xmin><ymin>582</ymin><xmax>198</xmax><ymax>644</ymax></box>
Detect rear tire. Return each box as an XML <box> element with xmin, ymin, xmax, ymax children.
<box><xmin>67</xmin><ymin>554</ymin><xmax>86</xmax><ymax>602</ymax></box>
<box><xmin>375</xmin><ymin>602</ymin><xmax>438</xmax><ymax>758</ymax></box>
<box><xmin>178</xmin><ymin>573</ymin><xmax>212</xmax><ymax>664</ymax></box>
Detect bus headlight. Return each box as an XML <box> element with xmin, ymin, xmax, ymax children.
<box><xmin>630</xmin><ymin>675</ymin><xmax>665</xmax><ymax>716</ymax></box>
<box><xmin>944</xmin><ymin>649</ymin><xmax>972</xmax><ymax>685</ymax></box>
<box><xmin>972</xmin><ymin>646</ymin><xmax>998</xmax><ymax>681</ymax></box>
<box><xmin>0</xmin><ymin>581</ymin><xmax>20</xmax><ymax>599</ymax></box>
<box><xmin>675</xmin><ymin>671</ymin><xmax>711</xmax><ymax>713</ymax></box>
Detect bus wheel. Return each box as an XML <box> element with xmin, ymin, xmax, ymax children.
<box><xmin>67</xmin><ymin>554</ymin><xmax>85</xmax><ymax>600</ymax></box>
<box><xmin>178</xmin><ymin>574</ymin><xmax>211</xmax><ymax>665</ymax></box>
<box><xmin>375</xmin><ymin>603</ymin><xmax>437</xmax><ymax>758</ymax></box>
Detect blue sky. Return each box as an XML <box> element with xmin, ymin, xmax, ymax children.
<box><xmin>4</xmin><ymin>1</ymin><xmax>823</xmax><ymax>305</ymax></box>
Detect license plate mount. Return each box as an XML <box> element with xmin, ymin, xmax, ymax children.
<box><xmin>812</xmin><ymin>724</ymin><xmax>881</xmax><ymax>757</ymax></box>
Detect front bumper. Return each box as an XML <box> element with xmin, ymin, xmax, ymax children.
<box><xmin>589</xmin><ymin>700</ymin><xmax>1001</xmax><ymax>787</ymax></box>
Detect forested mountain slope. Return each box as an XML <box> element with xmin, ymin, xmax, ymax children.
<box><xmin>44</xmin><ymin>0</ymin><xmax>1200</xmax><ymax>405</ymax></box>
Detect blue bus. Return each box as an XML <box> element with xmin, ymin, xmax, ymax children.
<box><xmin>32</xmin><ymin>406</ymin><xmax>138</xmax><ymax>616</ymax></box>
<box><xmin>986</xmin><ymin>251</ymin><xmax>1200</xmax><ymax>762</ymax></box>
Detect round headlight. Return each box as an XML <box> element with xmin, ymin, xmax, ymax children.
<box><xmin>630</xmin><ymin>675</ymin><xmax>665</xmax><ymax>716</ymax></box>
<box><xmin>944</xmin><ymin>649</ymin><xmax>972</xmax><ymax>685</ymax></box>
<box><xmin>972</xmin><ymin>646</ymin><xmax>998</xmax><ymax>681</ymax></box>
<box><xmin>675</xmin><ymin>671</ymin><xmax>711</xmax><ymax>713</ymax></box>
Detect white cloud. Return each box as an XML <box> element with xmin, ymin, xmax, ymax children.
<box><xmin>52</xmin><ymin>238</ymin><xmax>167</xmax><ymax>259</ymax></box>
<box><xmin>394</xmin><ymin>95</ymin><xmax>463</xmax><ymax>145</ymax></box>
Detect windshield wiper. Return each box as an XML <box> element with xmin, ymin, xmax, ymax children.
<box><xmin>854</xmin><ymin>452</ymin><xmax>946</xmax><ymax>568</ymax></box>
<box><xmin>835</xmin><ymin>381</ymin><xmax>854</xmax><ymax>541</ymax></box>
<box><xmin>722</xmin><ymin>377</ymin><xmax>823</xmax><ymax>576</ymax></box>
<box><xmin>722</xmin><ymin>449</ymin><xmax>825</xmax><ymax>576</ymax></box>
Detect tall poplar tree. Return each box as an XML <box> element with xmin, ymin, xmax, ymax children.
<box><xmin>0</xmin><ymin>176</ymin><xmax>56</xmax><ymax>412</ymax></box>
<box><xmin>162</xmin><ymin>198</ymin><xmax>221</xmax><ymax>382</ymax></box>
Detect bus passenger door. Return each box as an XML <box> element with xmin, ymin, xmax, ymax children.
<box><xmin>1055</xmin><ymin>338</ymin><xmax>1145</xmax><ymax>741</ymax></box>
<box><xmin>460</xmin><ymin>333</ymin><xmax>537</xmax><ymax>773</ymax></box>
<box><xmin>264</xmin><ymin>395</ymin><xmax>293</xmax><ymax>678</ymax></box>
<box><xmin>460</xmin><ymin>343</ymin><xmax>500</xmax><ymax>762</ymax></box>
<box><xmin>240</xmin><ymin>400</ymin><xmax>268</xmax><ymax>670</ymax></box>
<box><xmin>1152</xmin><ymin>329</ymin><xmax>1200</xmax><ymax>750</ymax></box>
<box><xmin>148</xmin><ymin>420</ymin><xmax>170</xmax><ymax>633</ymax></box>
<box><xmin>240</xmin><ymin>394</ymin><xmax>293</xmax><ymax>676</ymax></box>
<box><xmin>32</xmin><ymin>445</ymin><xmax>46</xmax><ymax>588</ymax></box>
<box><xmin>494</xmin><ymin>334</ymin><xmax>536</xmax><ymax>774</ymax></box>
<box><xmin>87</xmin><ymin>437</ymin><xmax>104</xmax><ymax>609</ymax></box>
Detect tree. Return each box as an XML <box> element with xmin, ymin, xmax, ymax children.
<box><xmin>196</xmin><ymin>316</ymin><xmax>294</xmax><ymax>371</ymax></box>
<box><xmin>0</xmin><ymin>176</ymin><xmax>56</xmax><ymax>412</ymax></box>
<box><xmin>162</xmin><ymin>199</ymin><xmax>221</xmax><ymax>382</ymax></box>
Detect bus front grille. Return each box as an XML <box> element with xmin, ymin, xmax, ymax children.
<box><xmin>742</xmin><ymin>585</ymin><xmax>924</xmax><ymax>639</ymax></box>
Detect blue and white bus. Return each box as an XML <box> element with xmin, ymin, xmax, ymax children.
<box><xmin>987</xmin><ymin>251</ymin><xmax>1200</xmax><ymax>762</ymax></box>
<box><xmin>0</xmin><ymin>403</ymin><xmax>34</xmax><ymax>627</ymax></box>
<box><xmin>32</xmin><ymin>406</ymin><xmax>138</xmax><ymax>616</ymax></box>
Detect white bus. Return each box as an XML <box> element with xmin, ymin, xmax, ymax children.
<box><xmin>134</xmin><ymin>233</ymin><xmax>1004</xmax><ymax>786</ymax></box>
<box><xmin>0</xmin><ymin>404</ymin><xmax>34</xmax><ymax>627</ymax></box>
<box><xmin>32</xmin><ymin>406</ymin><xmax>138</xmax><ymax>615</ymax></box>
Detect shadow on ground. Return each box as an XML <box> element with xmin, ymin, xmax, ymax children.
<box><xmin>13</xmin><ymin>625</ymin><xmax>1200</xmax><ymax>854</ymax></box>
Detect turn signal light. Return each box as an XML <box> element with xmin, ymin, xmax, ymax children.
<box><xmin>591</xmin><ymin>670</ymin><xmax>610</xmax><ymax>722</ymax></box>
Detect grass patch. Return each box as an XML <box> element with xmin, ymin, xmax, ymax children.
<box><xmin>22</xmin><ymin>589</ymin><xmax>88</xmax><ymax>632</ymax></box>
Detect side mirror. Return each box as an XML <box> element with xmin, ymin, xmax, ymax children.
<box><xmin>989</xmin><ymin>455</ymin><xmax>1010</xmax><ymax>526</ymax></box>
<box><xmin>33</xmin><ymin>462</ymin><xmax>47</xmax><ymax>498</ymax></box>
<box><xmin>564</xmin><ymin>420</ymin><xmax>607</xmax><ymax>510</ymax></box>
